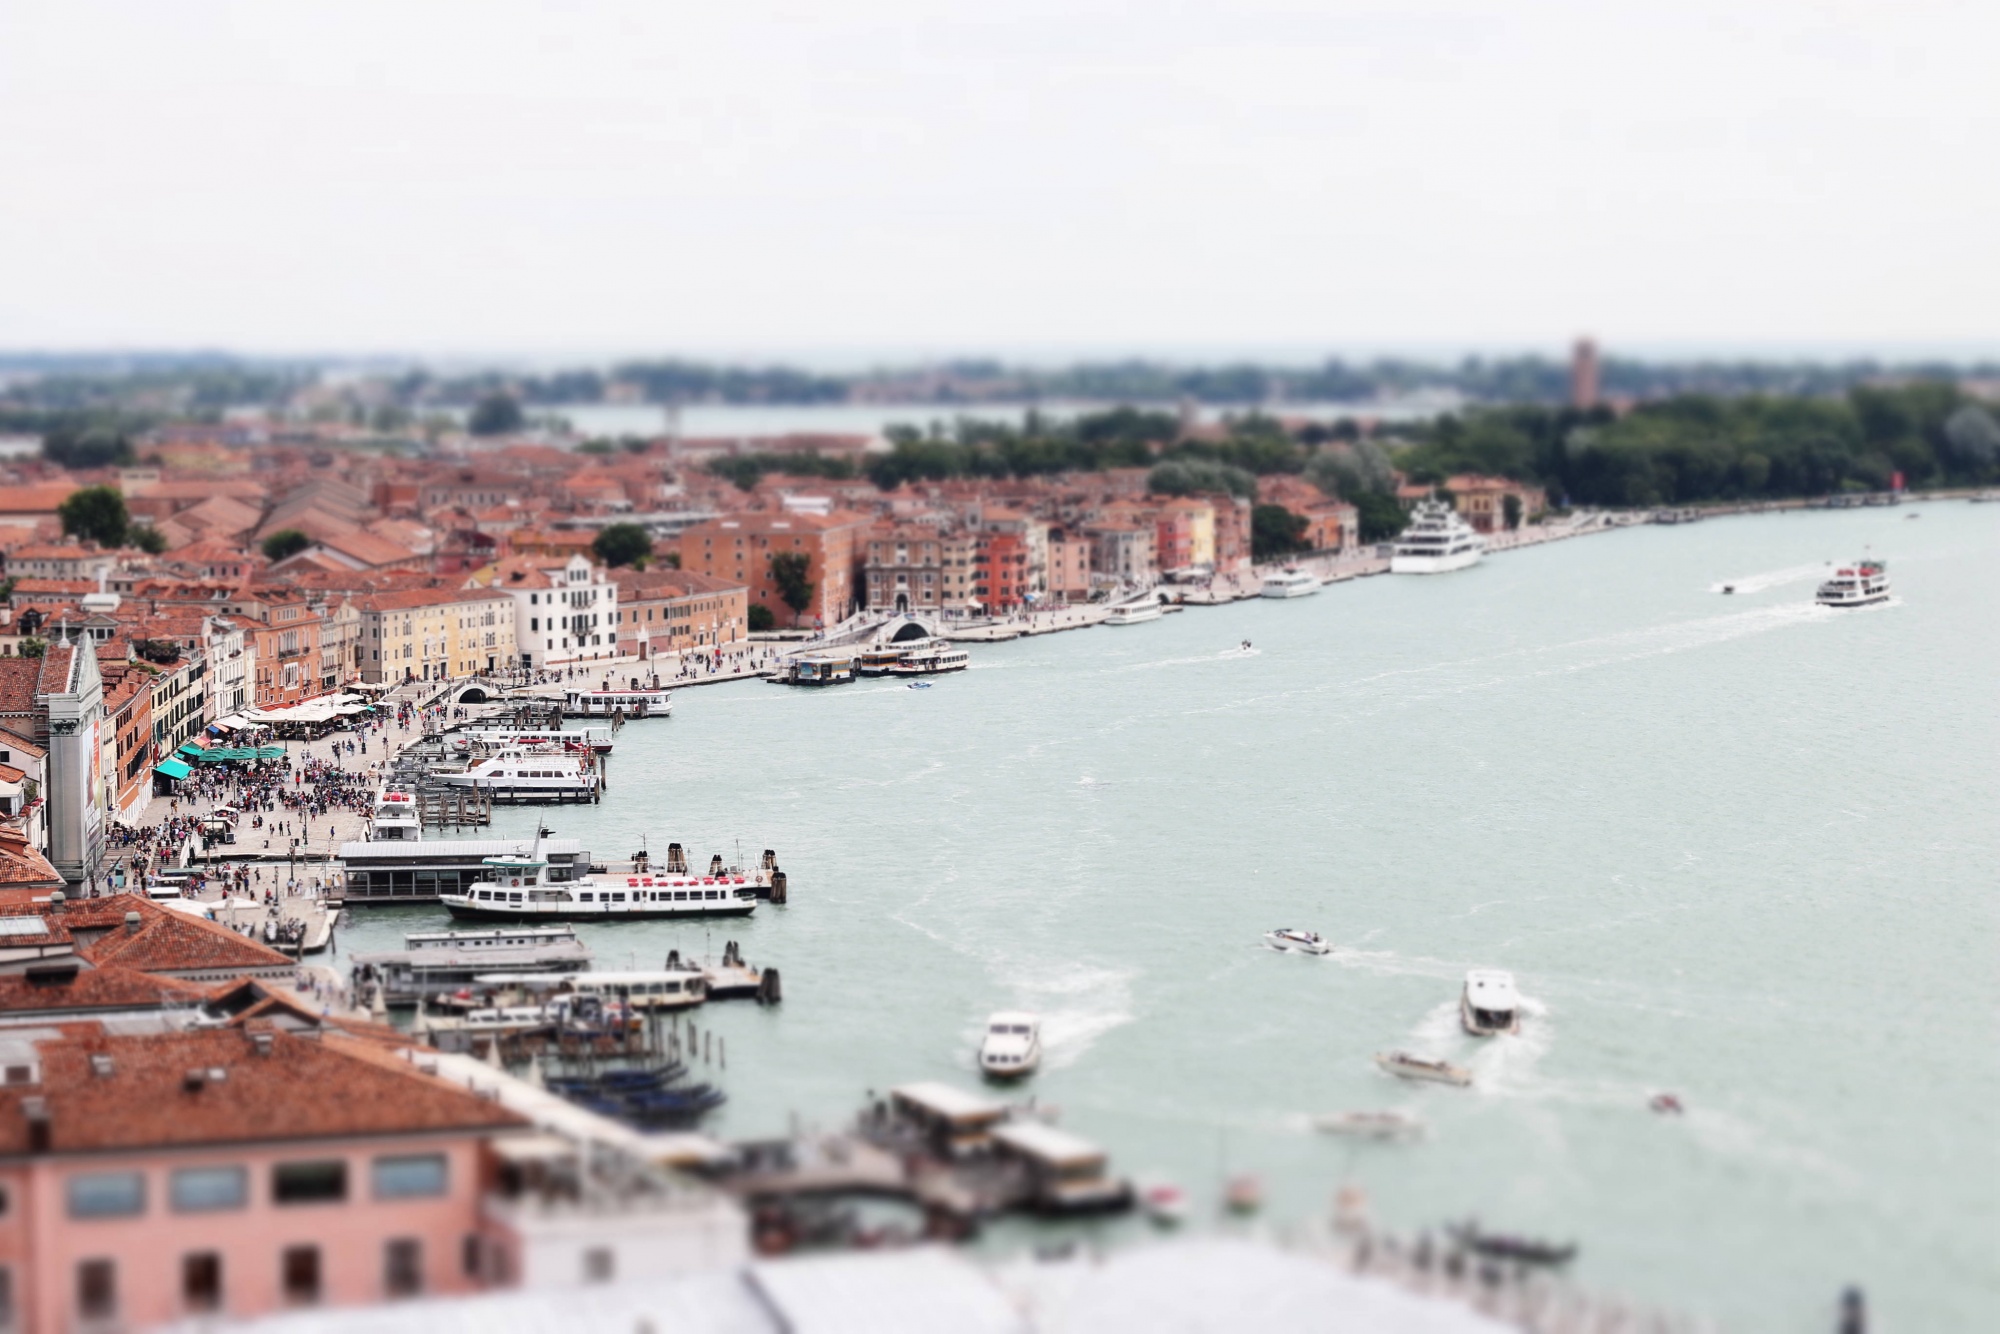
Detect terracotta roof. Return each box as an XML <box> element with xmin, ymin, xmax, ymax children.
<box><xmin>58</xmin><ymin>895</ymin><xmax>294</xmax><ymax>975</ymax></box>
<box><xmin>0</xmin><ymin>485</ymin><xmax>77</xmax><ymax>515</ymax></box>
<box><xmin>0</xmin><ymin>1025</ymin><xmax>525</xmax><ymax>1156</ymax></box>
<box><xmin>0</xmin><ymin>826</ymin><xmax>63</xmax><ymax>890</ymax></box>
<box><xmin>0</xmin><ymin>965</ymin><xmax>206</xmax><ymax>1014</ymax></box>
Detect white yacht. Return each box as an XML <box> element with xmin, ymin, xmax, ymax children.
<box><xmin>1459</xmin><ymin>969</ymin><xmax>1522</xmax><ymax>1036</ymax></box>
<box><xmin>978</xmin><ymin>1011</ymin><xmax>1043</xmax><ymax>1078</ymax></box>
<box><xmin>1815</xmin><ymin>557</ymin><xmax>1890</xmax><ymax>608</ymax></box>
<box><xmin>1264</xmin><ymin>928</ymin><xmax>1332</xmax><ymax>955</ymax></box>
<box><xmin>433</xmin><ymin>747</ymin><xmax>601</xmax><ymax>803</ymax></box>
<box><xmin>1104</xmin><ymin>601</ymin><xmax>1163</xmax><ymax>625</ymax></box>
<box><xmin>1391</xmin><ymin>500</ymin><xmax>1485</xmax><ymax>574</ymax></box>
<box><xmin>440</xmin><ymin>833</ymin><xmax>760</xmax><ymax>922</ymax></box>
<box><xmin>563</xmin><ymin>685</ymin><xmax>672</xmax><ymax>717</ymax></box>
<box><xmin>1259</xmin><ymin>569</ymin><xmax>1322</xmax><ymax>599</ymax></box>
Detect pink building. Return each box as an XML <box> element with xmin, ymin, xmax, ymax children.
<box><xmin>0</xmin><ymin>1024</ymin><xmax>524</xmax><ymax>1333</ymax></box>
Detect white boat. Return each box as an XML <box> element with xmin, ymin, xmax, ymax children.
<box><xmin>432</xmin><ymin>747</ymin><xmax>601</xmax><ymax>803</ymax></box>
<box><xmin>439</xmin><ymin>832</ymin><xmax>760</xmax><ymax>922</ymax></box>
<box><xmin>978</xmin><ymin>1011</ymin><xmax>1042</xmax><ymax>1078</ymax></box>
<box><xmin>1104</xmin><ymin>601</ymin><xmax>1163</xmax><ymax>625</ymax></box>
<box><xmin>1313</xmin><ymin>1110</ymin><xmax>1425</xmax><ymax>1140</ymax></box>
<box><xmin>1460</xmin><ymin>969</ymin><xmax>1522</xmax><ymax>1036</ymax></box>
<box><xmin>448</xmin><ymin>725</ymin><xmax>615</xmax><ymax>754</ymax></box>
<box><xmin>563</xmin><ymin>686</ymin><xmax>672</xmax><ymax>717</ymax></box>
<box><xmin>1259</xmin><ymin>569</ymin><xmax>1322</xmax><ymax>598</ymax></box>
<box><xmin>1390</xmin><ymin>500</ymin><xmax>1485</xmax><ymax>574</ymax></box>
<box><xmin>1264</xmin><ymin>928</ymin><xmax>1331</xmax><ymax>955</ymax></box>
<box><xmin>886</xmin><ymin>643</ymin><xmax>971</xmax><ymax>675</ymax></box>
<box><xmin>350</xmin><ymin>925</ymin><xmax>594</xmax><ymax>1005</ymax></box>
<box><xmin>1374</xmin><ymin>1050</ymin><xmax>1473</xmax><ymax>1086</ymax></box>
<box><xmin>1140</xmin><ymin>1181</ymin><xmax>1189</xmax><ymax>1225</ymax></box>
<box><xmin>1815</xmin><ymin>557</ymin><xmax>1890</xmax><ymax>607</ymax></box>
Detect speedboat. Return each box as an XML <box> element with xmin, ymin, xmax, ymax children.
<box><xmin>978</xmin><ymin>1011</ymin><xmax>1042</xmax><ymax>1078</ymax></box>
<box><xmin>1224</xmin><ymin>1174</ymin><xmax>1264</xmax><ymax>1214</ymax></box>
<box><xmin>1390</xmin><ymin>500</ymin><xmax>1485</xmax><ymax>574</ymax></box>
<box><xmin>1459</xmin><ymin>969</ymin><xmax>1522</xmax><ymax>1036</ymax></box>
<box><xmin>1815</xmin><ymin>557</ymin><xmax>1890</xmax><ymax>607</ymax></box>
<box><xmin>1313</xmin><ymin>1110</ymin><xmax>1425</xmax><ymax>1140</ymax></box>
<box><xmin>1264</xmin><ymin>928</ymin><xmax>1331</xmax><ymax>955</ymax></box>
<box><xmin>1649</xmin><ymin>1092</ymin><xmax>1685</xmax><ymax>1115</ymax></box>
<box><xmin>1374</xmin><ymin>1051</ymin><xmax>1473</xmax><ymax>1087</ymax></box>
<box><xmin>1140</xmin><ymin>1182</ymin><xmax>1189</xmax><ymax>1226</ymax></box>
<box><xmin>1446</xmin><ymin>1221</ymin><xmax>1577</xmax><ymax>1267</ymax></box>
<box><xmin>1259</xmin><ymin>569</ymin><xmax>1321</xmax><ymax>598</ymax></box>
<box><xmin>905</xmin><ymin>680</ymin><xmax>933</xmax><ymax>690</ymax></box>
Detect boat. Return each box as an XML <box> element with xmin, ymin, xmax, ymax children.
<box><xmin>1374</xmin><ymin>1051</ymin><xmax>1473</xmax><ymax>1087</ymax></box>
<box><xmin>1259</xmin><ymin>569</ymin><xmax>1322</xmax><ymax>599</ymax></box>
<box><xmin>1390</xmin><ymin>500</ymin><xmax>1485</xmax><ymax>574</ymax></box>
<box><xmin>563</xmin><ymin>685</ymin><xmax>672</xmax><ymax>718</ymax></box>
<box><xmin>448</xmin><ymin>725</ymin><xmax>615</xmax><ymax>754</ymax></box>
<box><xmin>1815</xmin><ymin>557</ymin><xmax>1891</xmax><ymax>607</ymax></box>
<box><xmin>668</xmin><ymin>942</ymin><xmax>781</xmax><ymax>1004</ymax></box>
<box><xmin>1313</xmin><ymin>1110</ymin><xmax>1425</xmax><ymax>1140</ymax></box>
<box><xmin>771</xmin><ymin>654</ymin><xmax>857</xmax><ymax>686</ymax></box>
<box><xmin>1720</xmin><ymin>584</ymin><xmax>1735</xmax><ymax>594</ymax></box>
<box><xmin>1140</xmin><ymin>1182</ymin><xmax>1189</xmax><ymax>1226</ymax></box>
<box><xmin>1446</xmin><ymin>1221</ymin><xmax>1578</xmax><ymax>1267</ymax></box>
<box><xmin>1104</xmin><ymin>601</ymin><xmax>1163</xmax><ymax>625</ymax></box>
<box><xmin>1223</xmin><ymin>1174</ymin><xmax>1264</xmax><ymax>1214</ymax></box>
<box><xmin>438</xmin><ymin>831</ymin><xmax>760</xmax><ymax>922</ymax></box>
<box><xmin>1459</xmin><ymin>969</ymin><xmax>1523</xmax><ymax>1036</ymax></box>
<box><xmin>1264</xmin><ymin>928</ymin><xmax>1331</xmax><ymax>955</ymax></box>
<box><xmin>1649</xmin><ymin>1092</ymin><xmax>1685</xmax><ymax>1115</ymax></box>
<box><xmin>886</xmin><ymin>643</ymin><xmax>971</xmax><ymax>675</ymax></box>
<box><xmin>340</xmin><ymin>787</ymin><xmax>595</xmax><ymax>903</ymax></box>
<box><xmin>348</xmin><ymin>924</ymin><xmax>593</xmax><ymax>1005</ymax></box>
<box><xmin>431</xmin><ymin>747</ymin><xmax>601</xmax><ymax>803</ymax></box>
<box><xmin>978</xmin><ymin>1011</ymin><xmax>1043</xmax><ymax>1078</ymax></box>
<box><xmin>905</xmin><ymin>681</ymin><xmax>933</xmax><ymax>690</ymax></box>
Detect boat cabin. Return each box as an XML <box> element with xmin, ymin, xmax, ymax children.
<box><xmin>990</xmin><ymin>1122</ymin><xmax>1131</xmax><ymax>1214</ymax></box>
<box><xmin>888</xmin><ymin>1081</ymin><xmax>1009</xmax><ymax>1158</ymax></box>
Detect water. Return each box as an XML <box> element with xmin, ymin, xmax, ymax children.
<box><xmin>338</xmin><ymin>502</ymin><xmax>1999</xmax><ymax>1330</ymax></box>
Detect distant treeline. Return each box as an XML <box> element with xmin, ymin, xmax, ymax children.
<box><xmin>8</xmin><ymin>351</ymin><xmax>2000</xmax><ymax>413</ymax></box>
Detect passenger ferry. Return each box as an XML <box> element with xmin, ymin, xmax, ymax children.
<box><xmin>1259</xmin><ymin>569</ymin><xmax>1322</xmax><ymax>599</ymax></box>
<box><xmin>1390</xmin><ymin>500</ymin><xmax>1485</xmax><ymax>574</ymax></box>
<box><xmin>771</xmin><ymin>654</ymin><xmax>856</xmax><ymax>686</ymax></box>
<box><xmin>440</xmin><ymin>833</ymin><xmax>760</xmax><ymax>922</ymax></box>
<box><xmin>448</xmin><ymin>725</ymin><xmax>615</xmax><ymax>754</ymax></box>
<box><xmin>1815</xmin><ymin>557</ymin><xmax>1891</xmax><ymax>608</ymax></box>
<box><xmin>340</xmin><ymin>788</ymin><xmax>591</xmax><ymax>902</ymax></box>
<box><xmin>432</xmin><ymin>747</ymin><xmax>601</xmax><ymax>803</ymax></box>
<box><xmin>349</xmin><ymin>925</ymin><xmax>593</xmax><ymax>1005</ymax></box>
<box><xmin>1104</xmin><ymin>601</ymin><xmax>1163</xmax><ymax>625</ymax></box>
<box><xmin>886</xmin><ymin>643</ymin><xmax>971</xmax><ymax>675</ymax></box>
<box><xmin>563</xmin><ymin>685</ymin><xmax>672</xmax><ymax>717</ymax></box>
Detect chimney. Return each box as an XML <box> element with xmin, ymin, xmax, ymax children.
<box><xmin>183</xmin><ymin>1069</ymin><xmax>208</xmax><ymax>1092</ymax></box>
<box><xmin>123</xmin><ymin>911</ymin><xmax>141</xmax><ymax>933</ymax></box>
<box><xmin>89</xmin><ymin>1054</ymin><xmax>114</xmax><ymax>1078</ymax></box>
<box><xmin>250</xmin><ymin>1031</ymin><xmax>274</xmax><ymax>1057</ymax></box>
<box><xmin>23</xmin><ymin>1096</ymin><xmax>49</xmax><ymax>1153</ymax></box>
<box><xmin>47</xmin><ymin>891</ymin><xmax>64</xmax><ymax>914</ymax></box>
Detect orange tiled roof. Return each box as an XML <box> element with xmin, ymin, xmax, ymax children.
<box><xmin>59</xmin><ymin>895</ymin><xmax>293</xmax><ymax>975</ymax></box>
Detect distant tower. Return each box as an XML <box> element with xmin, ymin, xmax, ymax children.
<box><xmin>1570</xmin><ymin>338</ymin><xmax>1601</xmax><ymax>410</ymax></box>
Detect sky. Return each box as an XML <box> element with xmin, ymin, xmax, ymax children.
<box><xmin>2</xmin><ymin>0</ymin><xmax>1996</xmax><ymax>364</ymax></box>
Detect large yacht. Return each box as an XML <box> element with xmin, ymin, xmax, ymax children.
<box><xmin>1259</xmin><ymin>569</ymin><xmax>1322</xmax><ymax>599</ymax></box>
<box><xmin>1391</xmin><ymin>500</ymin><xmax>1485</xmax><ymax>574</ymax></box>
<box><xmin>432</xmin><ymin>747</ymin><xmax>601</xmax><ymax>803</ymax></box>
<box><xmin>1815</xmin><ymin>557</ymin><xmax>1890</xmax><ymax>608</ymax></box>
<box><xmin>439</xmin><ymin>832</ymin><xmax>761</xmax><ymax>922</ymax></box>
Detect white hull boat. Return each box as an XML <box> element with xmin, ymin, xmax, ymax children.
<box><xmin>1259</xmin><ymin>570</ymin><xmax>1321</xmax><ymax>598</ymax></box>
<box><xmin>439</xmin><ymin>832</ymin><xmax>761</xmax><ymax>922</ymax></box>
<box><xmin>1815</xmin><ymin>557</ymin><xmax>1890</xmax><ymax>607</ymax></box>
<box><xmin>1104</xmin><ymin>602</ymin><xmax>1163</xmax><ymax>625</ymax></box>
<box><xmin>1264</xmin><ymin>928</ymin><xmax>1331</xmax><ymax>955</ymax></box>
<box><xmin>1391</xmin><ymin>500</ymin><xmax>1485</xmax><ymax>574</ymax></box>
<box><xmin>1374</xmin><ymin>1050</ymin><xmax>1473</xmax><ymax>1087</ymax></box>
<box><xmin>1460</xmin><ymin>969</ymin><xmax>1523</xmax><ymax>1037</ymax></box>
<box><xmin>1314</xmin><ymin>1110</ymin><xmax>1425</xmax><ymax>1140</ymax></box>
<box><xmin>978</xmin><ymin>1011</ymin><xmax>1042</xmax><ymax>1078</ymax></box>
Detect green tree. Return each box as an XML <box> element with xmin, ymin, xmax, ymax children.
<box><xmin>261</xmin><ymin>529</ymin><xmax>310</xmax><ymax>562</ymax></box>
<box><xmin>1502</xmin><ymin>493</ymin><xmax>1523</xmax><ymax>530</ymax></box>
<box><xmin>591</xmin><ymin>523</ymin><xmax>653</xmax><ymax>569</ymax></box>
<box><xmin>130</xmin><ymin>525</ymin><xmax>168</xmax><ymax>554</ymax></box>
<box><xmin>468</xmin><ymin>393</ymin><xmax>524</xmax><ymax>436</ymax></box>
<box><xmin>17</xmin><ymin>638</ymin><xmax>47</xmax><ymax>659</ymax></box>
<box><xmin>768</xmin><ymin>551</ymin><xmax>816</xmax><ymax>625</ymax></box>
<box><xmin>1351</xmin><ymin>491</ymin><xmax>1407</xmax><ymax>543</ymax></box>
<box><xmin>575</xmin><ymin>439</ymin><xmax>614</xmax><ymax>456</ymax></box>
<box><xmin>57</xmin><ymin>485</ymin><xmax>129</xmax><ymax>547</ymax></box>
<box><xmin>42</xmin><ymin>426</ymin><xmax>134</xmax><ymax>470</ymax></box>
<box><xmin>1250</xmin><ymin>504</ymin><xmax>1310</xmax><ymax>561</ymax></box>
<box><xmin>1148</xmin><ymin>458</ymin><xmax>1256</xmax><ymax>499</ymax></box>
<box><xmin>747</xmin><ymin>604</ymin><xmax>775</xmax><ymax>632</ymax></box>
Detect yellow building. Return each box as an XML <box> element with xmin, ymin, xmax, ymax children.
<box><xmin>446</xmin><ymin>589</ymin><xmax>518</xmax><ymax>678</ymax></box>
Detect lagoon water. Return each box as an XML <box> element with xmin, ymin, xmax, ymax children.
<box><xmin>339</xmin><ymin>502</ymin><xmax>1999</xmax><ymax>1330</ymax></box>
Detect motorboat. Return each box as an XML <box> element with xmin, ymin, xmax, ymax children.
<box><xmin>905</xmin><ymin>681</ymin><xmax>933</xmax><ymax>690</ymax></box>
<box><xmin>1313</xmin><ymin>1110</ymin><xmax>1425</xmax><ymax>1140</ymax></box>
<box><xmin>1104</xmin><ymin>601</ymin><xmax>1163</xmax><ymax>625</ymax></box>
<box><xmin>1374</xmin><ymin>1051</ymin><xmax>1473</xmax><ymax>1087</ymax></box>
<box><xmin>1264</xmin><ymin>928</ymin><xmax>1331</xmax><ymax>955</ymax></box>
<box><xmin>1223</xmin><ymin>1174</ymin><xmax>1264</xmax><ymax>1214</ymax></box>
<box><xmin>563</xmin><ymin>685</ymin><xmax>672</xmax><ymax>717</ymax></box>
<box><xmin>432</xmin><ymin>747</ymin><xmax>601</xmax><ymax>803</ymax></box>
<box><xmin>1446</xmin><ymin>1221</ymin><xmax>1577</xmax><ymax>1267</ymax></box>
<box><xmin>1460</xmin><ymin>969</ymin><xmax>1523</xmax><ymax>1036</ymax></box>
<box><xmin>978</xmin><ymin>1011</ymin><xmax>1043</xmax><ymax>1078</ymax></box>
<box><xmin>1649</xmin><ymin>1092</ymin><xmax>1685</xmax><ymax>1115</ymax></box>
<box><xmin>439</xmin><ymin>830</ymin><xmax>760</xmax><ymax>922</ymax></box>
<box><xmin>1259</xmin><ymin>569</ymin><xmax>1321</xmax><ymax>598</ymax></box>
<box><xmin>1390</xmin><ymin>500</ymin><xmax>1485</xmax><ymax>574</ymax></box>
<box><xmin>1815</xmin><ymin>557</ymin><xmax>1890</xmax><ymax>607</ymax></box>
<box><xmin>1140</xmin><ymin>1182</ymin><xmax>1189</xmax><ymax>1226</ymax></box>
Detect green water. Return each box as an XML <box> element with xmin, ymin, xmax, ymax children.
<box><xmin>339</xmin><ymin>502</ymin><xmax>2000</xmax><ymax>1330</ymax></box>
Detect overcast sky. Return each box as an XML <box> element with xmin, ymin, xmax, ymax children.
<box><xmin>2</xmin><ymin>0</ymin><xmax>1995</xmax><ymax>363</ymax></box>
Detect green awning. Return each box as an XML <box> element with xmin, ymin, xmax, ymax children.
<box><xmin>190</xmin><ymin>745</ymin><xmax>287</xmax><ymax>762</ymax></box>
<box><xmin>154</xmin><ymin>758</ymin><xmax>192</xmax><ymax>780</ymax></box>
<box><xmin>176</xmin><ymin>742</ymin><xmax>206</xmax><ymax>757</ymax></box>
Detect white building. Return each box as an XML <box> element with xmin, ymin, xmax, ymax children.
<box><xmin>205</xmin><ymin>614</ymin><xmax>252</xmax><ymax>719</ymax></box>
<box><xmin>468</xmin><ymin>555</ymin><xmax>623</xmax><ymax>670</ymax></box>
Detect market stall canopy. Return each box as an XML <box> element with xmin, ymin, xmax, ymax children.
<box><xmin>154</xmin><ymin>758</ymin><xmax>192</xmax><ymax>781</ymax></box>
<box><xmin>192</xmin><ymin>746</ymin><xmax>287</xmax><ymax>762</ymax></box>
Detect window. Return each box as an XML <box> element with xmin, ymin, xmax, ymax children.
<box><xmin>171</xmin><ymin>1166</ymin><xmax>246</xmax><ymax>1212</ymax></box>
<box><xmin>77</xmin><ymin>1260</ymin><xmax>115</xmax><ymax>1322</ymax></box>
<box><xmin>583</xmin><ymin>1247</ymin><xmax>615</xmax><ymax>1283</ymax></box>
<box><xmin>385</xmin><ymin>1239</ymin><xmax>422</xmax><ymax>1298</ymax></box>
<box><xmin>282</xmin><ymin>1246</ymin><xmax>320</xmax><ymax>1306</ymax></box>
<box><xmin>67</xmin><ymin>1172</ymin><xmax>144</xmax><ymax>1219</ymax></box>
<box><xmin>461</xmin><ymin>1234</ymin><xmax>483</xmax><ymax>1280</ymax></box>
<box><xmin>273</xmin><ymin>1160</ymin><xmax>347</xmax><ymax>1204</ymax></box>
<box><xmin>372</xmin><ymin>1154</ymin><xmax>447</xmax><ymax>1199</ymax></box>
<box><xmin>182</xmin><ymin>1252</ymin><xmax>222</xmax><ymax>1313</ymax></box>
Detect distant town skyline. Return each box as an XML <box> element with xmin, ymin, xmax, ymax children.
<box><xmin>3</xmin><ymin>1</ymin><xmax>1995</xmax><ymax>354</ymax></box>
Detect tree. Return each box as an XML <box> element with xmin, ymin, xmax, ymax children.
<box><xmin>57</xmin><ymin>485</ymin><xmax>129</xmax><ymax>547</ymax></box>
<box><xmin>768</xmin><ymin>551</ymin><xmax>815</xmax><ymax>625</ymax></box>
<box><xmin>591</xmin><ymin>523</ymin><xmax>653</xmax><ymax>569</ymax></box>
<box><xmin>17</xmin><ymin>638</ymin><xmax>47</xmax><ymax>660</ymax></box>
<box><xmin>1351</xmin><ymin>491</ymin><xmax>1407</xmax><ymax>543</ymax></box>
<box><xmin>261</xmin><ymin>529</ymin><xmax>310</xmax><ymax>562</ymax></box>
<box><xmin>468</xmin><ymin>393</ymin><xmax>524</xmax><ymax>436</ymax></box>
<box><xmin>661</xmin><ymin>550</ymin><xmax>681</xmax><ymax>570</ymax></box>
<box><xmin>1148</xmin><ymin>458</ymin><xmax>1256</xmax><ymax>499</ymax></box>
<box><xmin>575</xmin><ymin>439</ymin><xmax>614</xmax><ymax>456</ymax></box>
<box><xmin>1251</xmin><ymin>504</ymin><xmax>1310</xmax><ymax>562</ymax></box>
<box><xmin>747</xmin><ymin>604</ymin><xmax>776</xmax><ymax>632</ymax></box>
<box><xmin>42</xmin><ymin>426</ymin><xmax>133</xmax><ymax>470</ymax></box>
<box><xmin>130</xmin><ymin>525</ymin><xmax>168</xmax><ymax>554</ymax></box>
<box><xmin>1502</xmin><ymin>494</ymin><xmax>1523</xmax><ymax>530</ymax></box>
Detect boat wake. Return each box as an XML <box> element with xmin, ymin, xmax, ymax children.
<box><xmin>1709</xmin><ymin>563</ymin><xmax>1826</xmax><ymax>595</ymax></box>
<box><xmin>1107</xmin><ymin>647</ymin><xmax>1263</xmax><ymax>673</ymax></box>
<box><xmin>971</xmin><ymin>962</ymin><xmax>1137</xmax><ymax>1072</ymax></box>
